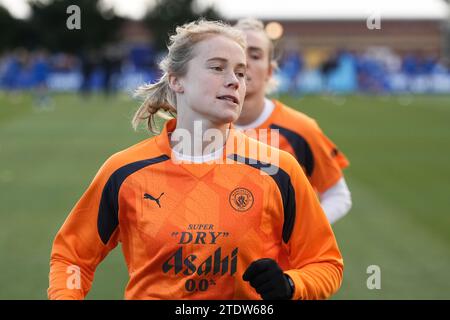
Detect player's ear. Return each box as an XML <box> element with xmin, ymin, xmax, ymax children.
<box><xmin>168</xmin><ymin>73</ymin><xmax>184</xmax><ymax>93</ymax></box>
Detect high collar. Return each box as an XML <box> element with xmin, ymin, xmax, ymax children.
<box><xmin>234</xmin><ymin>98</ymin><xmax>276</xmax><ymax>130</ymax></box>
<box><xmin>154</xmin><ymin>119</ymin><xmax>246</xmax><ymax>178</ymax></box>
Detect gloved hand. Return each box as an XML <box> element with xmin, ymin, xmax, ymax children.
<box><xmin>242</xmin><ymin>258</ymin><xmax>294</xmax><ymax>300</ymax></box>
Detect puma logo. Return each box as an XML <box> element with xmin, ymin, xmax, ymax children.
<box><xmin>144</xmin><ymin>192</ymin><xmax>164</xmax><ymax>208</ymax></box>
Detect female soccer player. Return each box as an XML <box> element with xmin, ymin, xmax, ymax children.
<box><xmin>234</xmin><ymin>18</ymin><xmax>352</xmax><ymax>224</ymax></box>
<box><xmin>48</xmin><ymin>20</ymin><xmax>343</xmax><ymax>300</ymax></box>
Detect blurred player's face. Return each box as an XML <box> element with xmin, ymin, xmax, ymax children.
<box><xmin>243</xmin><ymin>30</ymin><xmax>273</xmax><ymax>97</ymax></box>
<box><xmin>174</xmin><ymin>35</ymin><xmax>247</xmax><ymax>125</ymax></box>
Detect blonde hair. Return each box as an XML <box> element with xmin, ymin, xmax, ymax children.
<box><xmin>234</xmin><ymin>18</ymin><xmax>279</xmax><ymax>94</ymax></box>
<box><xmin>133</xmin><ymin>19</ymin><xmax>246</xmax><ymax>133</ymax></box>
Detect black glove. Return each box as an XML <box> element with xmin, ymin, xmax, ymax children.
<box><xmin>242</xmin><ymin>258</ymin><xmax>294</xmax><ymax>300</ymax></box>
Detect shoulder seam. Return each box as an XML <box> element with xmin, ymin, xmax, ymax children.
<box><xmin>97</xmin><ymin>154</ymin><xmax>170</xmax><ymax>245</ymax></box>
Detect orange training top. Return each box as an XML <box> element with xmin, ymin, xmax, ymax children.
<box><xmin>242</xmin><ymin>100</ymin><xmax>349</xmax><ymax>193</ymax></box>
<box><xmin>48</xmin><ymin>119</ymin><xmax>343</xmax><ymax>300</ymax></box>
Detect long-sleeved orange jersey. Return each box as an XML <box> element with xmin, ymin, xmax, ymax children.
<box><xmin>241</xmin><ymin>100</ymin><xmax>349</xmax><ymax>194</ymax></box>
<box><xmin>48</xmin><ymin>118</ymin><xmax>343</xmax><ymax>300</ymax></box>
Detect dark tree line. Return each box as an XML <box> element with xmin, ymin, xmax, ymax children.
<box><xmin>0</xmin><ymin>0</ymin><xmax>221</xmax><ymax>53</ymax></box>
<box><xmin>143</xmin><ymin>0</ymin><xmax>221</xmax><ymax>51</ymax></box>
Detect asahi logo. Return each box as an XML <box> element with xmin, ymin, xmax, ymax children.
<box><xmin>229</xmin><ymin>188</ymin><xmax>254</xmax><ymax>212</ymax></box>
<box><xmin>162</xmin><ymin>247</ymin><xmax>238</xmax><ymax>276</ymax></box>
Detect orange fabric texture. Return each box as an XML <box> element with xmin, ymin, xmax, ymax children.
<box><xmin>242</xmin><ymin>100</ymin><xmax>349</xmax><ymax>193</ymax></box>
<box><xmin>48</xmin><ymin>119</ymin><xmax>343</xmax><ymax>300</ymax></box>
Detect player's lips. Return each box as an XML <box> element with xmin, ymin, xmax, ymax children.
<box><xmin>217</xmin><ymin>95</ymin><xmax>239</xmax><ymax>105</ymax></box>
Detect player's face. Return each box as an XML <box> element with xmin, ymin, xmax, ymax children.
<box><xmin>177</xmin><ymin>35</ymin><xmax>247</xmax><ymax>125</ymax></box>
<box><xmin>243</xmin><ymin>30</ymin><xmax>273</xmax><ymax>97</ymax></box>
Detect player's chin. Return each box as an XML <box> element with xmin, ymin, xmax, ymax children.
<box><xmin>215</xmin><ymin>102</ymin><xmax>241</xmax><ymax>122</ymax></box>
<box><xmin>213</xmin><ymin>109</ymin><xmax>241</xmax><ymax>125</ymax></box>
<box><xmin>222</xmin><ymin>112</ymin><xmax>240</xmax><ymax>124</ymax></box>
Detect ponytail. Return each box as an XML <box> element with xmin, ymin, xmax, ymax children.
<box><xmin>132</xmin><ymin>73</ymin><xmax>176</xmax><ymax>133</ymax></box>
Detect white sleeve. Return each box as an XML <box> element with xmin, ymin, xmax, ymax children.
<box><xmin>319</xmin><ymin>177</ymin><xmax>352</xmax><ymax>224</ymax></box>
